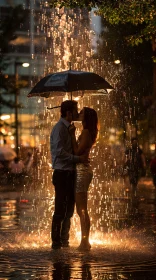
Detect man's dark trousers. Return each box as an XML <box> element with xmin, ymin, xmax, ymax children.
<box><xmin>51</xmin><ymin>169</ymin><xmax>75</xmax><ymax>249</ymax></box>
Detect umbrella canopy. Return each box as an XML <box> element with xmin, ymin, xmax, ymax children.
<box><xmin>0</xmin><ymin>146</ymin><xmax>17</xmax><ymax>161</ymax></box>
<box><xmin>27</xmin><ymin>70</ymin><xmax>113</xmax><ymax>98</ymax></box>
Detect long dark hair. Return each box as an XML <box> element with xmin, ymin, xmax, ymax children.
<box><xmin>83</xmin><ymin>107</ymin><xmax>98</xmax><ymax>144</ymax></box>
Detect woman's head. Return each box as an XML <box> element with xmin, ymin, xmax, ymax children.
<box><xmin>79</xmin><ymin>107</ymin><xmax>98</xmax><ymax>144</ymax></box>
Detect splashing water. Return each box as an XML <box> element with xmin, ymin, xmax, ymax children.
<box><xmin>1</xmin><ymin>6</ymin><xmax>156</xmax><ymax>280</ymax></box>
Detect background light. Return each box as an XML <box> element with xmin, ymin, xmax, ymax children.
<box><xmin>150</xmin><ymin>144</ymin><xmax>155</xmax><ymax>151</ymax></box>
<box><xmin>0</xmin><ymin>115</ymin><xmax>10</xmax><ymax>120</ymax></box>
<box><xmin>22</xmin><ymin>63</ymin><xmax>30</xmax><ymax>67</ymax></box>
<box><xmin>114</xmin><ymin>59</ymin><xmax>120</xmax><ymax>64</ymax></box>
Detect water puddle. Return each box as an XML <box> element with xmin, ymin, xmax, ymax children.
<box><xmin>0</xmin><ymin>225</ymin><xmax>156</xmax><ymax>279</ymax></box>
<box><xmin>0</xmin><ymin>178</ymin><xmax>156</xmax><ymax>279</ymax></box>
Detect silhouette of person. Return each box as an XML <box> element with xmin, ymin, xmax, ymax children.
<box><xmin>50</xmin><ymin>100</ymin><xmax>88</xmax><ymax>250</ymax></box>
<box><xmin>150</xmin><ymin>154</ymin><xmax>156</xmax><ymax>187</ymax></box>
<box><xmin>124</xmin><ymin>137</ymin><xmax>146</xmax><ymax>195</ymax></box>
<box><xmin>69</xmin><ymin>107</ymin><xmax>98</xmax><ymax>251</ymax></box>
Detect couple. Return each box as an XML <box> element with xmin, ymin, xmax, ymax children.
<box><xmin>50</xmin><ymin>100</ymin><xmax>98</xmax><ymax>251</ymax></box>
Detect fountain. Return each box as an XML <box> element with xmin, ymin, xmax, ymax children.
<box><xmin>30</xmin><ymin>4</ymin><xmax>129</xmax><ymax>236</ymax></box>
<box><xmin>0</xmin><ymin>3</ymin><xmax>156</xmax><ymax>279</ymax></box>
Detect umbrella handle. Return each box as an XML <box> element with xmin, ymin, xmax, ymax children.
<box><xmin>47</xmin><ymin>106</ymin><xmax>61</xmax><ymax>110</ymax></box>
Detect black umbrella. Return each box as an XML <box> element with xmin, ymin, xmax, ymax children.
<box><xmin>28</xmin><ymin>69</ymin><xmax>113</xmax><ymax>99</ymax></box>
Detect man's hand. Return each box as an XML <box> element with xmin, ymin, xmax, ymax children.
<box><xmin>68</xmin><ymin>123</ymin><xmax>76</xmax><ymax>136</ymax></box>
<box><xmin>79</xmin><ymin>153</ymin><xmax>90</xmax><ymax>164</ymax></box>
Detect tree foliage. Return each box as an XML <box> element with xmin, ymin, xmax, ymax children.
<box><xmin>48</xmin><ymin>0</ymin><xmax>100</xmax><ymax>9</ymax></box>
<box><xmin>96</xmin><ymin>0</ymin><xmax>156</xmax><ymax>46</ymax></box>
<box><xmin>48</xmin><ymin>0</ymin><xmax>156</xmax><ymax>46</ymax></box>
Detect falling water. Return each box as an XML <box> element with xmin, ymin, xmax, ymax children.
<box><xmin>0</xmin><ymin>3</ymin><xmax>156</xmax><ymax>279</ymax></box>
<box><xmin>30</xmin><ymin>4</ymin><xmax>130</xmax><ymax>236</ymax></box>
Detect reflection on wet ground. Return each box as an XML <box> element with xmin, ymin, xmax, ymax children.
<box><xmin>0</xmin><ymin>177</ymin><xmax>156</xmax><ymax>279</ymax></box>
<box><xmin>0</xmin><ymin>247</ymin><xmax>156</xmax><ymax>280</ymax></box>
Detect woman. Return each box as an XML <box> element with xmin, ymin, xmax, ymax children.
<box><xmin>69</xmin><ymin>107</ymin><xmax>98</xmax><ymax>251</ymax></box>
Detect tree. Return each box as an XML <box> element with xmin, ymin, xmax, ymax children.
<box><xmin>48</xmin><ymin>0</ymin><xmax>99</xmax><ymax>9</ymax></box>
<box><xmin>96</xmin><ymin>0</ymin><xmax>156</xmax><ymax>99</ymax></box>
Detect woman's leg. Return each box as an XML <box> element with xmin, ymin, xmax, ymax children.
<box><xmin>76</xmin><ymin>192</ymin><xmax>91</xmax><ymax>249</ymax></box>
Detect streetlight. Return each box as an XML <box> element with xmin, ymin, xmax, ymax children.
<box><xmin>15</xmin><ymin>61</ymin><xmax>29</xmax><ymax>155</ymax></box>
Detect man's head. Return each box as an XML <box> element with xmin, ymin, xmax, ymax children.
<box><xmin>61</xmin><ymin>100</ymin><xmax>79</xmax><ymax>122</ymax></box>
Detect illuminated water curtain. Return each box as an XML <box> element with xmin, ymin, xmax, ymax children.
<box><xmin>31</xmin><ymin>4</ymin><xmax>128</xmax><ymax>242</ymax></box>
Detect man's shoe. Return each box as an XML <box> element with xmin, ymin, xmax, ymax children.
<box><xmin>52</xmin><ymin>243</ymin><xmax>62</xmax><ymax>250</ymax></box>
<box><xmin>62</xmin><ymin>243</ymin><xmax>70</xmax><ymax>248</ymax></box>
<box><xmin>52</xmin><ymin>245</ymin><xmax>61</xmax><ymax>250</ymax></box>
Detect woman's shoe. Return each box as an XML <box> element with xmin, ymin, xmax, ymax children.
<box><xmin>77</xmin><ymin>242</ymin><xmax>91</xmax><ymax>252</ymax></box>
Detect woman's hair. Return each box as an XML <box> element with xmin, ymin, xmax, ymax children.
<box><xmin>83</xmin><ymin>107</ymin><xmax>98</xmax><ymax>144</ymax></box>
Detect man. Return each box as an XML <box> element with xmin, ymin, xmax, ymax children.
<box><xmin>150</xmin><ymin>154</ymin><xmax>156</xmax><ymax>187</ymax></box>
<box><xmin>124</xmin><ymin>137</ymin><xmax>146</xmax><ymax>195</ymax></box>
<box><xmin>50</xmin><ymin>100</ymin><xmax>88</xmax><ymax>249</ymax></box>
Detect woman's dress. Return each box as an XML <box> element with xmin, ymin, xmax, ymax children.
<box><xmin>75</xmin><ymin>133</ymin><xmax>93</xmax><ymax>193</ymax></box>
<box><xmin>75</xmin><ymin>162</ymin><xmax>93</xmax><ymax>193</ymax></box>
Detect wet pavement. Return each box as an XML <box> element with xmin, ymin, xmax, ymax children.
<box><xmin>0</xmin><ymin>176</ymin><xmax>156</xmax><ymax>279</ymax></box>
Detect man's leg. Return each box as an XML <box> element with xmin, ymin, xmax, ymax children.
<box><xmin>61</xmin><ymin>171</ymin><xmax>75</xmax><ymax>247</ymax></box>
<box><xmin>51</xmin><ymin>216</ymin><xmax>62</xmax><ymax>249</ymax></box>
<box><xmin>61</xmin><ymin>217</ymin><xmax>71</xmax><ymax>247</ymax></box>
<box><xmin>51</xmin><ymin>170</ymin><xmax>68</xmax><ymax>249</ymax></box>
